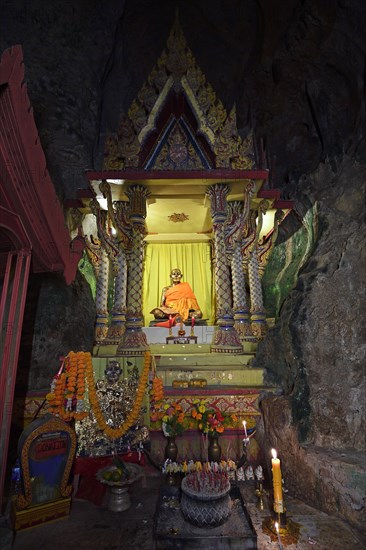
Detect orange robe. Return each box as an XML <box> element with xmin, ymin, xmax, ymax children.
<box><xmin>165</xmin><ymin>282</ymin><xmax>200</xmax><ymax>321</ymax></box>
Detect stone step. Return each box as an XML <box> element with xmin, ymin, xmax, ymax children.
<box><xmin>92</xmin><ymin>340</ymin><xmax>257</xmax><ymax>358</ymax></box>
<box><xmin>153</xmin><ymin>350</ymin><xmax>255</xmax><ymax>367</ymax></box>
<box><xmin>156</xmin><ymin>366</ymin><xmax>263</xmax><ymax>387</ymax></box>
<box><xmin>150</xmin><ymin>342</ymin><xmax>258</xmax><ymax>354</ymax></box>
<box><xmin>151</xmin><ymin>342</ymin><xmax>260</xmax><ymax>388</ymax></box>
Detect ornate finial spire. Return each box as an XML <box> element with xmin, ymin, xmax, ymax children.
<box><xmin>103</xmin><ymin>15</ymin><xmax>256</xmax><ymax>171</ymax></box>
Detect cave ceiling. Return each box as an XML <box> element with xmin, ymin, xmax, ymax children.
<box><xmin>0</xmin><ymin>0</ymin><xmax>364</xmax><ymax>233</ymax></box>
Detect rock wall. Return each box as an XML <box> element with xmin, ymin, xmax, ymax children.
<box><xmin>257</xmin><ymin>396</ymin><xmax>365</xmax><ymax>530</ymax></box>
<box><xmin>16</xmin><ymin>272</ymin><xmax>95</xmax><ymax>393</ymax></box>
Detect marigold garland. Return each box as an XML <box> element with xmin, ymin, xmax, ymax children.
<box><xmin>47</xmin><ymin>350</ymin><xmax>151</xmax><ymax>438</ymax></box>
<box><xmin>46</xmin><ymin>351</ymin><xmax>91</xmax><ymax>421</ymax></box>
<box><xmin>151</xmin><ymin>376</ymin><xmax>164</xmax><ymax>402</ymax></box>
<box><xmin>86</xmin><ymin>351</ymin><xmax>151</xmax><ymax>440</ymax></box>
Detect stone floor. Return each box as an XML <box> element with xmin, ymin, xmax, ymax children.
<box><xmin>5</xmin><ymin>473</ymin><xmax>366</xmax><ymax>550</ymax></box>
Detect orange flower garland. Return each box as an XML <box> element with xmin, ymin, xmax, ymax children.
<box><xmin>85</xmin><ymin>351</ymin><xmax>151</xmax><ymax>440</ymax></box>
<box><xmin>46</xmin><ymin>371</ymin><xmax>67</xmax><ymax>417</ymax></box>
<box><xmin>46</xmin><ymin>351</ymin><xmax>91</xmax><ymax>421</ymax></box>
<box><xmin>152</xmin><ymin>376</ymin><xmax>164</xmax><ymax>402</ymax></box>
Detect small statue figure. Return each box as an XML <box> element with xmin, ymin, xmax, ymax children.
<box><xmin>254</xmin><ymin>465</ymin><xmax>264</xmax><ymax>481</ymax></box>
<box><xmin>245</xmin><ymin>465</ymin><xmax>254</xmax><ymax>480</ymax></box>
<box><xmin>237</xmin><ymin>467</ymin><xmax>245</xmax><ymax>481</ymax></box>
<box><xmin>75</xmin><ymin>360</ymin><xmax>148</xmax><ymax>456</ymax></box>
<box><xmin>228</xmin><ymin>469</ymin><xmax>236</xmax><ymax>481</ymax></box>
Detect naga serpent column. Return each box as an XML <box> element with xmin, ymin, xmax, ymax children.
<box><xmin>207</xmin><ymin>183</ymin><xmax>243</xmax><ymax>354</ymax></box>
<box><xmin>117</xmin><ymin>185</ymin><xmax>150</xmax><ymax>355</ymax></box>
<box><xmin>225</xmin><ymin>189</ymin><xmax>254</xmax><ymax>342</ymax></box>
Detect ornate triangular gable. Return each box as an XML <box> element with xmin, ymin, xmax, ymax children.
<box><xmin>104</xmin><ymin>15</ymin><xmax>255</xmax><ymax>171</ymax></box>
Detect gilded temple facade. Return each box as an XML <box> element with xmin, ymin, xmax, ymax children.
<box><xmin>70</xmin><ymin>16</ymin><xmax>292</xmax><ymax>355</ymax></box>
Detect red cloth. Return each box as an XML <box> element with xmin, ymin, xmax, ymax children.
<box><xmin>155</xmin><ymin>315</ymin><xmax>177</xmax><ymax>328</ymax></box>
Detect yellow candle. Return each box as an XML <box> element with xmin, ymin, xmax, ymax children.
<box><xmin>271</xmin><ymin>449</ymin><xmax>284</xmax><ymax>513</ymax></box>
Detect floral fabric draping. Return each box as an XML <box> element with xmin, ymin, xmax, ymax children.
<box><xmin>143</xmin><ymin>242</ymin><xmax>215</xmax><ymax>325</ymax></box>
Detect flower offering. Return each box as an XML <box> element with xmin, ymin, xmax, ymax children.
<box><xmin>190</xmin><ymin>399</ymin><xmax>237</xmax><ymax>435</ymax></box>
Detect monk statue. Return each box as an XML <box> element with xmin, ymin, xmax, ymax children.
<box><xmin>150</xmin><ymin>268</ymin><xmax>202</xmax><ymax>321</ymax></box>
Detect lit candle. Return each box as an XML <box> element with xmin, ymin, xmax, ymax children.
<box><xmin>191</xmin><ymin>316</ymin><xmax>195</xmax><ymax>328</ymax></box>
<box><xmin>242</xmin><ymin>420</ymin><xmax>248</xmax><ymax>438</ymax></box>
<box><xmin>169</xmin><ymin>315</ymin><xmax>172</xmax><ymax>328</ymax></box>
<box><xmin>271</xmin><ymin>449</ymin><xmax>284</xmax><ymax>513</ymax></box>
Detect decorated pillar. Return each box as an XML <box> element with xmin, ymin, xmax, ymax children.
<box><xmin>225</xmin><ymin>189</ymin><xmax>254</xmax><ymax>342</ymax></box>
<box><xmin>231</xmin><ymin>243</ymin><xmax>252</xmax><ymax>339</ymax></box>
<box><xmin>207</xmin><ymin>184</ymin><xmax>242</xmax><ymax>353</ymax></box>
<box><xmin>105</xmin><ymin>199</ymin><xmax>132</xmax><ymax>344</ymax></box>
<box><xmin>85</xmin><ymin>203</ymin><xmax>109</xmax><ymax>344</ymax></box>
<box><xmin>89</xmin><ymin>199</ymin><xmax>121</xmax><ymax>345</ymax></box>
<box><xmin>117</xmin><ymin>185</ymin><xmax>150</xmax><ymax>356</ymax></box>
<box><xmin>94</xmin><ymin>245</ymin><xmax>110</xmax><ymax>343</ymax></box>
<box><xmin>248</xmin><ymin>252</ymin><xmax>267</xmax><ymax>339</ymax></box>
<box><xmin>247</xmin><ymin>200</ymin><xmax>270</xmax><ymax>340</ymax></box>
<box><xmin>106</xmin><ymin>248</ymin><xmax>128</xmax><ymax>343</ymax></box>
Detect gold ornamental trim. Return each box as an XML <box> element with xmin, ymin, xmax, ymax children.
<box><xmin>168</xmin><ymin>213</ymin><xmax>189</xmax><ymax>223</ymax></box>
<box><xmin>103</xmin><ymin>15</ymin><xmax>255</xmax><ymax>171</ymax></box>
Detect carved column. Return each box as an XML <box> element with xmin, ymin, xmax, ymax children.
<box><xmin>106</xmin><ymin>248</ymin><xmax>127</xmax><ymax>343</ymax></box>
<box><xmin>248</xmin><ymin>252</ymin><xmax>267</xmax><ymax>339</ymax></box>
<box><xmin>231</xmin><ymin>243</ymin><xmax>252</xmax><ymax>339</ymax></box>
<box><xmin>105</xmin><ymin>201</ymin><xmax>131</xmax><ymax>344</ymax></box>
<box><xmin>94</xmin><ymin>246</ymin><xmax>110</xmax><ymax>344</ymax></box>
<box><xmin>207</xmin><ymin>184</ymin><xmax>242</xmax><ymax>354</ymax></box>
<box><xmin>225</xmin><ymin>198</ymin><xmax>252</xmax><ymax>342</ymax></box>
<box><xmin>89</xmin><ymin>199</ymin><xmax>121</xmax><ymax>345</ymax></box>
<box><xmin>117</xmin><ymin>185</ymin><xmax>150</xmax><ymax>356</ymax></box>
<box><xmin>247</xmin><ymin>200</ymin><xmax>270</xmax><ymax>340</ymax></box>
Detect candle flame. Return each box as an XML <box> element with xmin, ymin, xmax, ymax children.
<box><xmin>271</xmin><ymin>448</ymin><xmax>277</xmax><ymax>459</ymax></box>
<box><xmin>242</xmin><ymin>420</ymin><xmax>246</xmax><ymax>428</ymax></box>
<box><xmin>275</xmin><ymin>521</ymin><xmax>279</xmax><ymax>533</ymax></box>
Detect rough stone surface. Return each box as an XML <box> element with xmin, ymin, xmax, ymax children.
<box><xmin>257</xmin><ymin>396</ymin><xmax>366</xmax><ymax>531</ymax></box>
<box><xmin>17</xmin><ymin>272</ymin><xmax>95</xmax><ymax>392</ymax></box>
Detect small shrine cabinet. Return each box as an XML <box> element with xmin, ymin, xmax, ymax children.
<box><xmin>11</xmin><ymin>413</ymin><xmax>76</xmax><ymax>531</ymax></box>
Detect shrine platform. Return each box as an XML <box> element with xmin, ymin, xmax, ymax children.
<box><xmin>90</xmin><ymin>326</ymin><xmax>265</xmax><ymax>463</ymax></box>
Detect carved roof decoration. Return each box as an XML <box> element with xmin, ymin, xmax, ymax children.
<box><xmin>168</xmin><ymin>213</ymin><xmax>189</xmax><ymax>223</ymax></box>
<box><xmin>104</xmin><ymin>15</ymin><xmax>255</xmax><ymax>171</ymax></box>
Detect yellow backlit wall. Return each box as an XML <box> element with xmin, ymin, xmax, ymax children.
<box><xmin>143</xmin><ymin>242</ymin><xmax>215</xmax><ymax>325</ymax></box>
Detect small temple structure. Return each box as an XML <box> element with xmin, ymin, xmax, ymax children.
<box><xmin>62</xmin><ymin>17</ymin><xmax>293</xmax><ymax>461</ymax></box>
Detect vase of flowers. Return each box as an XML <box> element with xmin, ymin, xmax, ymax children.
<box><xmin>159</xmin><ymin>402</ymin><xmax>185</xmax><ymax>461</ymax></box>
<box><xmin>191</xmin><ymin>400</ymin><xmax>237</xmax><ymax>462</ymax></box>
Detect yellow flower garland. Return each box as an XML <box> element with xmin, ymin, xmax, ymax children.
<box><xmin>86</xmin><ymin>351</ymin><xmax>151</xmax><ymax>440</ymax></box>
